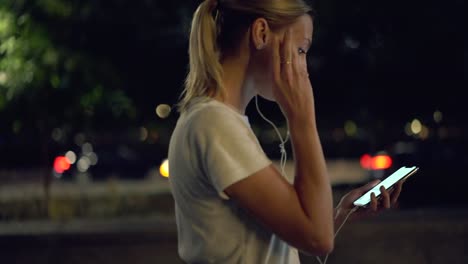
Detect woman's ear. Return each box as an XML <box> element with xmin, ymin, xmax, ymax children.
<box><xmin>251</xmin><ymin>18</ymin><xmax>271</xmax><ymax>50</ymax></box>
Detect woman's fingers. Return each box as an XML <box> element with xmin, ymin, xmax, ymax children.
<box><xmin>284</xmin><ymin>28</ymin><xmax>293</xmax><ymax>62</ymax></box>
<box><xmin>380</xmin><ymin>186</ymin><xmax>391</xmax><ymax>209</ymax></box>
<box><xmin>272</xmin><ymin>27</ymin><xmax>314</xmax><ymax>122</ymax></box>
<box><xmin>390</xmin><ymin>181</ymin><xmax>404</xmax><ymax>205</ymax></box>
<box><xmin>282</xmin><ymin>29</ymin><xmax>293</xmax><ymax>83</ymax></box>
<box><xmin>279</xmin><ymin>29</ymin><xmax>288</xmax><ymax>69</ymax></box>
<box><xmin>291</xmin><ymin>32</ymin><xmax>307</xmax><ymax>81</ymax></box>
<box><xmin>353</xmin><ymin>181</ymin><xmax>405</xmax><ymax>220</ymax></box>
<box><xmin>370</xmin><ymin>192</ymin><xmax>378</xmax><ymax>211</ymax></box>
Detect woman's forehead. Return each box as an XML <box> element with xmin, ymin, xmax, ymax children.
<box><xmin>291</xmin><ymin>15</ymin><xmax>313</xmax><ymax>40</ymax></box>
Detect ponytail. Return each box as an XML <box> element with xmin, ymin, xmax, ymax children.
<box><xmin>178</xmin><ymin>0</ymin><xmax>224</xmax><ymax>112</ymax></box>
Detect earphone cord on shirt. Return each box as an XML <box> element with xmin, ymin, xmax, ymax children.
<box><xmin>255</xmin><ymin>95</ymin><xmax>357</xmax><ymax>264</ymax></box>
<box><xmin>254</xmin><ymin>95</ymin><xmax>289</xmax><ymax>177</ymax></box>
<box><xmin>316</xmin><ymin>206</ymin><xmax>359</xmax><ymax>264</ymax></box>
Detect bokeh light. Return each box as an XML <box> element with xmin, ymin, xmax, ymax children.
<box><xmin>77</xmin><ymin>156</ymin><xmax>91</xmax><ymax>172</ymax></box>
<box><xmin>65</xmin><ymin>150</ymin><xmax>77</xmax><ymax>164</ymax></box>
<box><xmin>433</xmin><ymin>110</ymin><xmax>443</xmax><ymax>123</ymax></box>
<box><xmin>160</xmin><ymin>159</ymin><xmax>169</xmax><ymax>178</ymax></box>
<box><xmin>372</xmin><ymin>155</ymin><xmax>392</xmax><ymax>170</ymax></box>
<box><xmin>360</xmin><ymin>154</ymin><xmax>373</xmax><ymax>169</ymax></box>
<box><xmin>360</xmin><ymin>154</ymin><xmax>392</xmax><ymax>170</ymax></box>
<box><xmin>51</xmin><ymin>128</ymin><xmax>64</xmax><ymax>142</ymax></box>
<box><xmin>410</xmin><ymin>119</ymin><xmax>422</xmax><ymax>134</ymax></box>
<box><xmin>139</xmin><ymin>126</ymin><xmax>148</xmax><ymax>141</ymax></box>
<box><xmin>344</xmin><ymin>120</ymin><xmax>357</xmax><ymax>137</ymax></box>
<box><xmin>88</xmin><ymin>152</ymin><xmax>98</xmax><ymax>165</ymax></box>
<box><xmin>53</xmin><ymin>156</ymin><xmax>71</xmax><ymax>174</ymax></box>
<box><xmin>82</xmin><ymin>142</ymin><xmax>93</xmax><ymax>154</ymax></box>
<box><xmin>0</xmin><ymin>72</ymin><xmax>7</xmax><ymax>84</ymax></box>
<box><xmin>155</xmin><ymin>104</ymin><xmax>171</xmax><ymax>119</ymax></box>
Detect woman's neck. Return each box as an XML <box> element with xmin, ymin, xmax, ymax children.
<box><xmin>215</xmin><ymin>52</ymin><xmax>255</xmax><ymax>115</ymax></box>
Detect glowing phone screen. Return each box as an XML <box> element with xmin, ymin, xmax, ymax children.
<box><xmin>353</xmin><ymin>166</ymin><xmax>418</xmax><ymax>207</ymax></box>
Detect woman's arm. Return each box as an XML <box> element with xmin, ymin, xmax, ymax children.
<box><xmin>288</xmin><ymin>120</ymin><xmax>334</xmax><ymax>252</ymax></box>
<box><xmin>224</xmin><ymin>28</ymin><xmax>334</xmax><ymax>256</ymax></box>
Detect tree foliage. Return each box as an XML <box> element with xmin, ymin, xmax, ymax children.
<box><xmin>0</xmin><ymin>0</ymin><xmax>137</xmax><ymax>136</ymax></box>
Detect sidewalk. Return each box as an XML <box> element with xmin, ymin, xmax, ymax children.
<box><xmin>0</xmin><ymin>176</ymin><xmax>173</xmax><ymax>221</ymax></box>
<box><xmin>1</xmin><ymin>208</ymin><xmax>467</xmax><ymax>264</ymax></box>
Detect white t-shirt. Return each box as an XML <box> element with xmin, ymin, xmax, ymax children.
<box><xmin>168</xmin><ymin>96</ymin><xmax>300</xmax><ymax>264</ymax></box>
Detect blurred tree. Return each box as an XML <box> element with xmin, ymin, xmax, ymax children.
<box><xmin>0</xmin><ymin>0</ymin><xmax>204</xmax><ymax>212</ymax></box>
<box><xmin>0</xmin><ymin>0</ymin><xmax>138</xmax><ymax>203</ymax></box>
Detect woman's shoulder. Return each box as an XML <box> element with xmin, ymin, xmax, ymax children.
<box><xmin>183</xmin><ymin>98</ymin><xmax>245</xmax><ymax>126</ymax></box>
<box><xmin>178</xmin><ymin>97</ymin><xmax>250</xmax><ymax>139</ymax></box>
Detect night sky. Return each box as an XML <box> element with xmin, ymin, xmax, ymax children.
<box><xmin>100</xmin><ymin>0</ymin><xmax>465</xmax><ymax>127</ymax></box>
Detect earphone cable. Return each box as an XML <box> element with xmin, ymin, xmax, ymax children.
<box><xmin>254</xmin><ymin>95</ymin><xmax>290</xmax><ymax>177</ymax></box>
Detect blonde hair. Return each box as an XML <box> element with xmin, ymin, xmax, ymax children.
<box><xmin>177</xmin><ymin>0</ymin><xmax>313</xmax><ymax>112</ymax></box>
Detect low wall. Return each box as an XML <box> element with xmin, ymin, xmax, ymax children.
<box><xmin>1</xmin><ymin>208</ymin><xmax>467</xmax><ymax>264</ymax></box>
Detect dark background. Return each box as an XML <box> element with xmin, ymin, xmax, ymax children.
<box><xmin>0</xmin><ymin>1</ymin><xmax>467</xmax><ymax>264</ymax></box>
<box><xmin>0</xmin><ymin>0</ymin><xmax>466</xmax><ymax>207</ymax></box>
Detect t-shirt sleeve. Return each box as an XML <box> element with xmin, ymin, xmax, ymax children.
<box><xmin>189</xmin><ymin>107</ymin><xmax>272</xmax><ymax>200</ymax></box>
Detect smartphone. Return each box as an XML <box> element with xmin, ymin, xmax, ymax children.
<box><xmin>353</xmin><ymin>166</ymin><xmax>419</xmax><ymax>207</ymax></box>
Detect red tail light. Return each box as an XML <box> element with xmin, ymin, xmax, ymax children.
<box><xmin>53</xmin><ymin>156</ymin><xmax>71</xmax><ymax>174</ymax></box>
<box><xmin>360</xmin><ymin>154</ymin><xmax>392</xmax><ymax>170</ymax></box>
<box><xmin>360</xmin><ymin>154</ymin><xmax>373</xmax><ymax>169</ymax></box>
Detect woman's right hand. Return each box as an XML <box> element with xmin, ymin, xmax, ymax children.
<box><xmin>223</xmin><ymin>31</ymin><xmax>334</xmax><ymax>257</ymax></box>
<box><xmin>271</xmin><ymin>28</ymin><xmax>315</xmax><ymax>126</ymax></box>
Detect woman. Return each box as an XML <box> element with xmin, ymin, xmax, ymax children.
<box><xmin>168</xmin><ymin>0</ymin><xmax>404</xmax><ymax>263</ymax></box>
